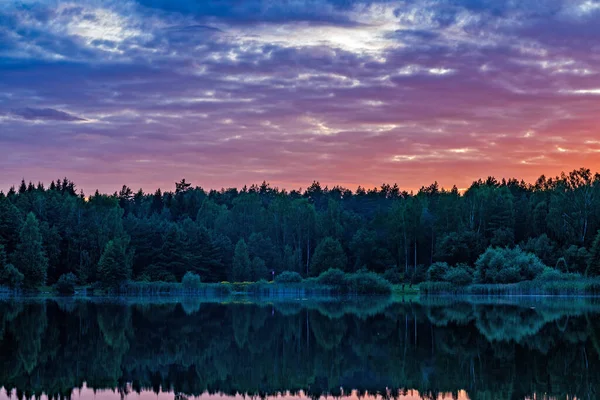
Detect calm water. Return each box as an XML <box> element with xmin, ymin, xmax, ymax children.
<box><xmin>0</xmin><ymin>297</ymin><xmax>599</xmax><ymax>400</ymax></box>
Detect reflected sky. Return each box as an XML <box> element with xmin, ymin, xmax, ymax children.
<box><xmin>0</xmin><ymin>387</ymin><xmax>470</xmax><ymax>400</ymax></box>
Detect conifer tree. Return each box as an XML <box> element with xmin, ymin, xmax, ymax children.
<box><xmin>13</xmin><ymin>213</ymin><xmax>48</xmax><ymax>289</ymax></box>
<box><xmin>98</xmin><ymin>237</ymin><xmax>132</xmax><ymax>289</ymax></box>
<box><xmin>232</xmin><ymin>239</ymin><xmax>251</xmax><ymax>282</ymax></box>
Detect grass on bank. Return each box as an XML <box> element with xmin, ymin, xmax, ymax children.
<box><xmin>119</xmin><ymin>269</ymin><xmax>393</xmax><ymax>296</ymax></box>
<box><xmin>0</xmin><ymin>269</ymin><xmax>395</xmax><ymax>297</ymax></box>
<box><xmin>420</xmin><ymin>277</ymin><xmax>600</xmax><ymax>296</ymax></box>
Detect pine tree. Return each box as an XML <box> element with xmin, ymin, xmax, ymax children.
<box><xmin>251</xmin><ymin>257</ymin><xmax>268</xmax><ymax>281</ymax></box>
<box><xmin>587</xmin><ymin>230</ymin><xmax>600</xmax><ymax>277</ymax></box>
<box><xmin>0</xmin><ymin>244</ymin><xmax>6</xmax><ymax>270</ymax></box>
<box><xmin>310</xmin><ymin>237</ymin><xmax>347</xmax><ymax>276</ymax></box>
<box><xmin>0</xmin><ymin>199</ymin><xmax>23</xmax><ymax>253</ymax></box>
<box><xmin>232</xmin><ymin>239</ymin><xmax>251</xmax><ymax>282</ymax></box>
<box><xmin>0</xmin><ymin>244</ymin><xmax>24</xmax><ymax>289</ymax></box>
<box><xmin>150</xmin><ymin>189</ymin><xmax>163</xmax><ymax>215</ymax></box>
<box><xmin>13</xmin><ymin>213</ymin><xmax>48</xmax><ymax>289</ymax></box>
<box><xmin>98</xmin><ymin>237</ymin><xmax>132</xmax><ymax>289</ymax></box>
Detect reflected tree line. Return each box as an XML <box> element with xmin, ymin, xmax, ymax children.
<box><xmin>1</xmin><ymin>300</ymin><xmax>599</xmax><ymax>400</ymax></box>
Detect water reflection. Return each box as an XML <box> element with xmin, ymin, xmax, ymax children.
<box><xmin>0</xmin><ymin>387</ymin><xmax>469</xmax><ymax>400</ymax></box>
<box><xmin>0</xmin><ymin>297</ymin><xmax>599</xmax><ymax>400</ymax></box>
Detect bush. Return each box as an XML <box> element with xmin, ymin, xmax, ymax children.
<box><xmin>0</xmin><ymin>263</ymin><xmax>24</xmax><ymax>289</ymax></box>
<box><xmin>443</xmin><ymin>266</ymin><xmax>473</xmax><ymax>286</ymax></box>
<box><xmin>382</xmin><ymin>269</ymin><xmax>404</xmax><ymax>284</ymax></box>
<box><xmin>427</xmin><ymin>262</ymin><xmax>450</xmax><ymax>282</ymax></box>
<box><xmin>182</xmin><ymin>271</ymin><xmax>202</xmax><ymax>289</ymax></box>
<box><xmin>536</xmin><ymin>267</ymin><xmax>580</xmax><ymax>282</ymax></box>
<box><xmin>475</xmin><ymin>246</ymin><xmax>546</xmax><ymax>284</ymax></box>
<box><xmin>496</xmin><ymin>267</ymin><xmax>521</xmax><ymax>283</ymax></box>
<box><xmin>55</xmin><ymin>273</ymin><xmax>77</xmax><ymax>295</ymax></box>
<box><xmin>275</xmin><ymin>271</ymin><xmax>303</xmax><ymax>283</ymax></box>
<box><xmin>316</xmin><ymin>268</ymin><xmax>346</xmax><ymax>285</ymax></box>
<box><xmin>409</xmin><ymin>265</ymin><xmax>428</xmax><ymax>284</ymax></box>
<box><xmin>345</xmin><ymin>271</ymin><xmax>392</xmax><ymax>295</ymax></box>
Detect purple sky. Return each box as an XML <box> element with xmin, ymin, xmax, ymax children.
<box><xmin>2</xmin><ymin>0</ymin><xmax>600</xmax><ymax>194</ymax></box>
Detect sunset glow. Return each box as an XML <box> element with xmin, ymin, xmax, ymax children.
<box><xmin>2</xmin><ymin>0</ymin><xmax>600</xmax><ymax>193</ymax></box>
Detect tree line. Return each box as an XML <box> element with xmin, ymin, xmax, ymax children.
<box><xmin>1</xmin><ymin>168</ymin><xmax>600</xmax><ymax>290</ymax></box>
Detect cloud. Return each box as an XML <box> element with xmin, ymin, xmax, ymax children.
<box><xmin>10</xmin><ymin>107</ymin><xmax>86</xmax><ymax>121</ymax></box>
<box><xmin>1</xmin><ymin>0</ymin><xmax>600</xmax><ymax>194</ymax></box>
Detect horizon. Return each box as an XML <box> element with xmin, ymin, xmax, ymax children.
<box><xmin>2</xmin><ymin>1</ymin><xmax>600</xmax><ymax>195</ymax></box>
<box><xmin>2</xmin><ymin>166</ymin><xmax>598</xmax><ymax>196</ymax></box>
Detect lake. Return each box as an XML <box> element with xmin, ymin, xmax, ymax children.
<box><xmin>0</xmin><ymin>296</ymin><xmax>599</xmax><ymax>400</ymax></box>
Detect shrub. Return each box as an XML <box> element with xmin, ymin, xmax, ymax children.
<box><xmin>475</xmin><ymin>246</ymin><xmax>546</xmax><ymax>284</ymax></box>
<box><xmin>275</xmin><ymin>271</ymin><xmax>303</xmax><ymax>283</ymax></box>
<box><xmin>345</xmin><ymin>271</ymin><xmax>392</xmax><ymax>295</ymax></box>
<box><xmin>182</xmin><ymin>271</ymin><xmax>202</xmax><ymax>289</ymax></box>
<box><xmin>0</xmin><ymin>263</ymin><xmax>24</xmax><ymax>289</ymax></box>
<box><xmin>427</xmin><ymin>262</ymin><xmax>450</xmax><ymax>282</ymax></box>
<box><xmin>382</xmin><ymin>269</ymin><xmax>404</xmax><ymax>284</ymax></box>
<box><xmin>536</xmin><ymin>267</ymin><xmax>580</xmax><ymax>282</ymax></box>
<box><xmin>316</xmin><ymin>268</ymin><xmax>346</xmax><ymax>285</ymax></box>
<box><xmin>496</xmin><ymin>267</ymin><xmax>521</xmax><ymax>283</ymax></box>
<box><xmin>409</xmin><ymin>265</ymin><xmax>428</xmax><ymax>284</ymax></box>
<box><xmin>55</xmin><ymin>273</ymin><xmax>77</xmax><ymax>295</ymax></box>
<box><xmin>443</xmin><ymin>266</ymin><xmax>473</xmax><ymax>286</ymax></box>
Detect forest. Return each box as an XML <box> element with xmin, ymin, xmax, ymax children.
<box><xmin>1</xmin><ymin>167</ymin><xmax>600</xmax><ymax>291</ymax></box>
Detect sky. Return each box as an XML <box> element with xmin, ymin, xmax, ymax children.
<box><xmin>1</xmin><ymin>0</ymin><xmax>600</xmax><ymax>194</ymax></box>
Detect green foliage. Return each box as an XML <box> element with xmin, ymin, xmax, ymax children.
<box><xmin>55</xmin><ymin>273</ymin><xmax>77</xmax><ymax>295</ymax></box>
<box><xmin>182</xmin><ymin>271</ymin><xmax>202</xmax><ymax>289</ymax></box>
<box><xmin>490</xmin><ymin>228</ymin><xmax>514</xmax><ymax>248</ymax></box>
<box><xmin>0</xmin><ymin>169</ymin><xmax>599</xmax><ymax>291</ymax></box>
<box><xmin>310</xmin><ymin>237</ymin><xmax>347</xmax><ymax>276</ymax></box>
<box><xmin>0</xmin><ymin>263</ymin><xmax>24</xmax><ymax>289</ymax></box>
<box><xmin>536</xmin><ymin>267</ymin><xmax>580</xmax><ymax>282</ymax></box>
<box><xmin>349</xmin><ymin>228</ymin><xmax>394</xmax><ymax>272</ymax></box>
<box><xmin>522</xmin><ymin>234</ymin><xmax>557</xmax><ymax>267</ymax></box>
<box><xmin>443</xmin><ymin>265</ymin><xmax>473</xmax><ymax>286</ymax></box>
<box><xmin>344</xmin><ymin>271</ymin><xmax>392</xmax><ymax>295</ymax></box>
<box><xmin>232</xmin><ymin>239</ymin><xmax>251</xmax><ymax>282</ymax></box>
<box><xmin>316</xmin><ymin>268</ymin><xmax>346</xmax><ymax>285</ymax></box>
<box><xmin>382</xmin><ymin>269</ymin><xmax>404</xmax><ymax>284</ymax></box>
<box><xmin>435</xmin><ymin>231</ymin><xmax>483</xmax><ymax>266</ymax></box>
<box><xmin>564</xmin><ymin>245</ymin><xmax>589</xmax><ymax>273</ymax></box>
<box><xmin>312</xmin><ymin>268</ymin><xmax>392</xmax><ymax>295</ymax></box>
<box><xmin>251</xmin><ymin>257</ymin><xmax>269</xmax><ymax>281</ymax></box>
<box><xmin>475</xmin><ymin>246</ymin><xmax>546</xmax><ymax>284</ymax></box>
<box><xmin>13</xmin><ymin>212</ymin><xmax>48</xmax><ymax>289</ymax></box>
<box><xmin>587</xmin><ymin>230</ymin><xmax>600</xmax><ymax>277</ymax></box>
<box><xmin>427</xmin><ymin>262</ymin><xmax>450</xmax><ymax>282</ymax></box>
<box><xmin>98</xmin><ymin>237</ymin><xmax>132</xmax><ymax>290</ymax></box>
<box><xmin>275</xmin><ymin>271</ymin><xmax>303</xmax><ymax>283</ymax></box>
<box><xmin>422</xmin><ymin>277</ymin><xmax>600</xmax><ymax>296</ymax></box>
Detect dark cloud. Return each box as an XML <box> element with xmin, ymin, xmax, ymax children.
<box><xmin>11</xmin><ymin>107</ymin><xmax>86</xmax><ymax>121</ymax></box>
